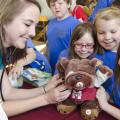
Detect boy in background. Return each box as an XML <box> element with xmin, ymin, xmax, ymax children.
<box><xmin>46</xmin><ymin>0</ymin><xmax>79</xmax><ymax>72</ymax></box>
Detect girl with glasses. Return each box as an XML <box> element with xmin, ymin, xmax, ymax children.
<box><xmin>55</xmin><ymin>22</ymin><xmax>98</xmax><ymax>63</ymax></box>
<box><xmin>54</xmin><ymin>22</ymin><xmax>99</xmax><ymax>74</ymax></box>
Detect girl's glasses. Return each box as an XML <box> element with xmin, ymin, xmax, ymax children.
<box><xmin>74</xmin><ymin>43</ymin><xmax>94</xmax><ymax>49</ymax></box>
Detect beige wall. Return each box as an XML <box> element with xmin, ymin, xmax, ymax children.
<box><xmin>37</xmin><ymin>0</ymin><xmax>54</xmax><ymax>19</ymax></box>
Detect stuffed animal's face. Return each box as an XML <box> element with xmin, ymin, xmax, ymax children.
<box><xmin>57</xmin><ymin>58</ymin><xmax>97</xmax><ymax>90</ymax></box>
<box><xmin>65</xmin><ymin>71</ymin><xmax>93</xmax><ymax>90</ymax></box>
<box><xmin>57</xmin><ymin>58</ymin><xmax>113</xmax><ymax>90</ymax></box>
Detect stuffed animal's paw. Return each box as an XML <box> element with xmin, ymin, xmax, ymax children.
<box><xmin>80</xmin><ymin>100</ymin><xmax>101</xmax><ymax>120</ymax></box>
<box><xmin>57</xmin><ymin>100</ymin><xmax>77</xmax><ymax>114</ymax></box>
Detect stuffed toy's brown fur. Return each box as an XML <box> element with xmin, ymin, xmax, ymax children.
<box><xmin>56</xmin><ymin>58</ymin><xmax>113</xmax><ymax>120</ymax></box>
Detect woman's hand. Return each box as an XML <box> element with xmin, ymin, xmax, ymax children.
<box><xmin>96</xmin><ymin>86</ymin><xmax>109</xmax><ymax>110</ymax></box>
<box><xmin>45</xmin><ymin>84</ymin><xmax>71</xmax><ymax>104</ymax></box>
<box><xmin>45</xmin><ymin>74</ymin><xmax>63</xmax><ymax>92</ymax></box>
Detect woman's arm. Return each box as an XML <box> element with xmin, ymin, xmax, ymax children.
<box><xmin>96</xmin><ymin>87</ymin><xmax>120</xmax><ymax>120</ymax></box>
<box><xmin>2</xmin><ymin>74</ymin><xmax>71</xmax><ymax>117</ymax></box>
<box><xmin>2</xmin><ymin>94</ymin><xmax>48</xmax><ymax>117</ymax></box>
<box><xmin>2</xmin><ymin>71</ymin><xmax>65</xmax><ymax>100</ymax></box>
<box><xmin>2</xmin><ymin>71</ymin><xmax>45</xmax><ymax>100</ymax></box>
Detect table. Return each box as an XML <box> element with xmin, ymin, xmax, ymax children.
<box><xmin>9</xmin><ymin>82</ymin><xmax>116</xmax><ymax>120</ymax></box>
<box><xmin>9</xmin><ymin>104</ymin><xmax>116</xmax><ymax>120</ymax></box>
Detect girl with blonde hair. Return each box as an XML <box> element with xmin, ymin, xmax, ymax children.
<box><xmin>93</xmin><ymin>7</ymin><xmax>120</xmax><ymax>119</ymax></box>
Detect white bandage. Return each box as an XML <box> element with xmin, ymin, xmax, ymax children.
<box><xmin>8</xmin><ymin>74</ymin><xmax>23</xmax><ymax>88</ymax></box>
<box><xmin>65</xmin><ymin>71</ymin><xmax>74</xmax><ymax>80</ymax></box>
<box><xmin>95</xmin><ymin>70</ymin><xmax>109</xmax><ymax>87</ymax></box>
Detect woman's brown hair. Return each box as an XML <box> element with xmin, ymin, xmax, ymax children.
<box><xmin>0</xmin><ymin>0</ymin><xmax>41</xmax><ymax>73</ymax></box>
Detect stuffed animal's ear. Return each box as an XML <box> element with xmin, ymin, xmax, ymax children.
<box><xmin>89</xmin><ymin>58</ymin><xmax>102</xmax><ymax>67</ymax></box>
<box><xmin>56</xmin><ymin>58</ymin><xmax>69</xmax><ymax>77</ymax></box>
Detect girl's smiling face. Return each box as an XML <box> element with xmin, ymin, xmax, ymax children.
<box><xmin>96</xmin><ymin>19</ymin><xmax>120</xmax><ymax>52</ymax></box>
<box><xmin>74</xmin><ymin>32</ymin><xmax>94</xmax><ymax>58</ymax></box>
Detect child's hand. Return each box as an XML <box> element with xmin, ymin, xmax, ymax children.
<box><xmin>96</xmin><ymin>86</ymin><xmax>109</xmax><ymax>110</ymax></box>
<box><xmin>8</xmin><ymin>65</ymin><xmax>23</xmax><ymax>87</ymax></box>
<box><xmin>11</xmin><ymin>65</ymin><xmax>23</xmax><ymax>79</ymax></box>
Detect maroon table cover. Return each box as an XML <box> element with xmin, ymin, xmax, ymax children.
<box><xmin>9</xmin><ymin>104</ymin><xmax>116</xmax><ymax>120</ymax></box>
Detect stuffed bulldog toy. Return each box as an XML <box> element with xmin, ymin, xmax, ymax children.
<box><xmin>56</xmin><ymin>58</ymin><xmax>113</xmax><ymax>120</ymax></box>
